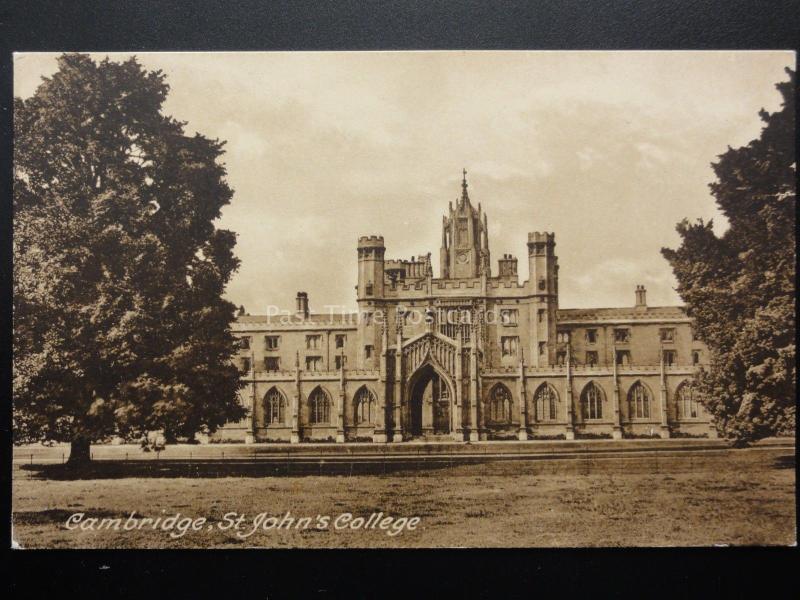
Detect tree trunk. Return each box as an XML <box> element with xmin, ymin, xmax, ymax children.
<box><xmin>67</xmin><ymin>437</ymin><xmax>91</xmax><ymax>465</ymax></box>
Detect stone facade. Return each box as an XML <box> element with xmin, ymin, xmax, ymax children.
<box><xmin>215</xmin><ymin>173</ymin><xmax>716</xmax><ymax>443</ymax></box>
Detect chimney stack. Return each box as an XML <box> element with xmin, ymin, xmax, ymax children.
<box><xmin>635</xmin><ymin>285</ymin><xmax>647</xmax><ymax>308</ymax></box>
<box><xmin>296</xmin><ymin>291</ymin><xmax>309</xmax><ymax>319</ymax></box>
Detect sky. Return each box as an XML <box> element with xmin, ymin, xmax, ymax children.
<box><xmin>14</xmin><ymin>51</ymin><xmax>795</xmax><ymax>313</ymax></box>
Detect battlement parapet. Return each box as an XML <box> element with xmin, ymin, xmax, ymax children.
<box><xmin>527</xmin><ymin>231</ymin><xmax>555</xmax><ymax>245</ymax></box>
<box><xmin>357</xmin><ymin>235</ymin><xmax>385</xmax><ymax>248</ymax></box>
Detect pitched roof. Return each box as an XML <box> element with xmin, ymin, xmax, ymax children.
<box><xmin>235</xmin><ymin>312</ymin><xmax>360</xmax><ymax>328</ymax></box>
<box><xmin>557</xmin><ymin>305</ymin><xmax>689</xmax><ymax>322</ymax></box>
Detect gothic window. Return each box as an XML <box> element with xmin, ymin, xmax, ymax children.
<box><xmin>335</xmin><ymin>334</ymin><xmax>346</xmax><ymax>348</ymax></box>
<box><xmin>660</xmin><ymin>328</ymin><xmax>676</xmax><ymax>342</ymax></box>
<box><xmin>614</xmin><ymin>328</ymin><xmax>631</xmax><ymax>343</ymax></box>
<box><xmin>538</xmin><ymin>342</ymin><xmax>546</xmax><ymax>356</ymax></box>
<box><xmin>676</xmin><ymin>382</ymin><xmax>699</xmax><ymax>419</ymax></box>
<box><xmin>556</xmin><ymin>331</ymin><xmax>570</xmax><ymax>344</ymax></box>
<box><xmin>364</xmin><ymin>345</ymin><xmax>374</xmax><ymax>360</ymax></box>
<box><xmin>488</xmin><ymin>384</ymin><xmax>512</xmax><ymax>423</ymax></box>
<box><xmin>305</xmin><ymin>356</ymin><xmax>322</xmax><ymax>371</ymax></box>
<box><xmin>500</xmin><ymin>309</ymin><xmax>518</xmax><ymax>326</ymax></box>
<box><xmin>240</xmin><ymin>357</ymin><xmax>251</xmax><ymax>373</ymax></box>
<box><xmin>263</xmin><ymin>357</ymin><xmax>280</xmax><ymax>371</ymax></box>
<box><xmin>585</xmin><ymin>329</ymin><xmax>597</xmax><ymax>344</ymax></box>
<box><xmin>616</xmin><ymin>350</ymin><xmax>631</xmax><ymax>365</ymax></box>
<box><xmin>538</xmin><ymin>277</ymin><xmax>546</xmax><ymax>291</ymax></box>
<box><xmin>265</xmin><ymin>335</ymin><xmax>279</xmax><ymax>350</ymax></box>
<box><xmin>663</xmin><ymin>350</ymin><xmax>677</xmax><ymax>366</ymax></box>
<box><xmin>537</xmin><ymin>309</ymin><xmax>545</xmax><ymax>323</ymax></box>
<box><xmin>354</xmin><ymin>387</ymin><xmax>376</xmax><ymax>425</ymax></box>
<box><xmin>309</xmin><ymin>388</ymin><xmax>331</xmax><ymax>424</ymax></box>
<box><xmin>265</xmin><ymin>388</ymin><xmax>286</xmax><ymax>424</ymax></box>
<box><xmin>585</xmin><ymin>351</ymin><xmax>598</xmax><ymax>366</ymax></box>
<box><xmin>365</xmin><ymin>282</ymin><xmax>374</xmax><ymax>296</ymax></box>
<box><xmin>692</xmin><ymin>350</ymin><xmax>701</xmax><ymax>366</ymax></box>
<box><xmin>306</xmin><ymin>335</ymin><xmax>321</xmax><ymax>350</ymax></box>
<box><xmin>556</xmin><ymin>351</ymin><xmax>566</xmax><ymax>366</ymax></box>
<box><xmin>500</xmin><ymin>336</ymin><xmax>519</xmax><ymax>357</ymax></box>
<box><xmin>581</xmin><ymin>382</ymin><xmax>604</xmax><ymax>420</ymax></box>
<box><xmin>534</xmin><ymin>384</ymin><xmax>559</xmax><ymax>421</ymax></box>
<box><xmin>628</xmin><ymin>381</ymin><xmax>651</xmax><ymax>419</ymax></box>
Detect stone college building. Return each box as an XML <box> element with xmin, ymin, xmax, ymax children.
<box><xmin>219</xmin><ymin>172</ymin><xmax>716</xmax><ymax>443</ymax></box>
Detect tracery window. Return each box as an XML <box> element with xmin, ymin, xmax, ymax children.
<box><xmin>309</xmin><ymin>388</ymin><xmax>331</xmax><ymax>424</ymax></box>
<box><xmin>354</xmin><ymin>387</ymin><xmax>376</xmax><ymax>425</ymax></box>
<box><xmin>488</xmin><ymin>384</ymin><xmax>512</xmax><ymax>423</ymax></box>
<box><xmin>265</xmin><ymin>388</ymin><xmax>286</xmax><ymax>424</ymax></box>
<box><xmin>628</xmin><ymin>381</ymin><xmax>651</xmax><ymax>419</ymax></box>
<box><xmin>534</xmin><ymin>384</ymin><xmax>559</xmax><ymax>421</ymax></box>
<box><xmin>581</xmin><ymin>382</ymin><xmax>603</xmax><ymax>420</ymax></box>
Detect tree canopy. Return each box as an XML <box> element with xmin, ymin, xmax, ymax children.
<box><xmin>662</xmin><ymin>67</ymin><xmax>795</xmax><ymax>443</ymax></box>
<box><xmin>14</xmin><ymin>54</ymin><xmax>246</xmax><ymax>462</ymax></box>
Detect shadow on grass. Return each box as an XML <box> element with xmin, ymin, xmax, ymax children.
<box><xmin>21</xmin><ymin>458</ymin><xmax>490</xmax><ymax>480</ymax></box>
<box><xmin>772</xmin><ymin>454</ymin><xmax>795</xmax><ymax>470</ymax></box>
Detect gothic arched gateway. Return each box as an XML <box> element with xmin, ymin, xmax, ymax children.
<box><xmin>406</xmin><ymin>362</ymin><xmax>454</xmax><ymax>437</ymax></box>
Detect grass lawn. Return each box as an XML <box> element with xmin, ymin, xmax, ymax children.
<box><xmin>12</xmin><ymin>446</ymin><xmax>795</xmax><ymax>548</ymax></box>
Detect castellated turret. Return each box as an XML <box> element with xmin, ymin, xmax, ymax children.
<box><xmin>527</xmin><ymin>232</ymin><xmax>557</xmax><ymax>296</ymax></box>
<box><xmin>527</xmin><ymin>232</ymin><xmax>559</xmax><ymax>366</ymax></box>
<box><xmin>357</xmin><ymin>235</ymin><xmax>385</xmax><ymax>299</ymax></box>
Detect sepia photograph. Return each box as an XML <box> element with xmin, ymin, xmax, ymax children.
<box><xmin>11</xmin><ymin>50</ymin><xmax>796</xmax><ymax>549</ymax></box>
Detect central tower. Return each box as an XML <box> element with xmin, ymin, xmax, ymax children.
<box><xmin>439</xmin><ymin>169</ymin><xmax>490</xmax><ymax>279</ymax></box>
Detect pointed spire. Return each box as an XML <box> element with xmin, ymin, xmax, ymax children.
<box><xmin>461</xmin><ymin>168</ymin><xmax>469</xmax><ymax>203</ymax></box>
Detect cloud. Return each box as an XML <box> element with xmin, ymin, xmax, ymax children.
<box><xmin>14</xmin><ymin>51</ymin><xmax>794</xmax><ymax>312</ymax></box>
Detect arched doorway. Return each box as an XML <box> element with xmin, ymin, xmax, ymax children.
<box><xmin>408</xmin><ymin>363</ymin><xmax>452</xmax><ymax>436</ymax></box>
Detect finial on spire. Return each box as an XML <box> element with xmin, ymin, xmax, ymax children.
<box><xmin>461</xmin><ymin>168</ymin><xmax>469</xmax><ymax>202</ymax></box>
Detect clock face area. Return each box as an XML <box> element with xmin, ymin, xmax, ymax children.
<box><xmin>457</xmin><ymin>251</ymin><xmax>470</xmax><ymax>264</ymax></box>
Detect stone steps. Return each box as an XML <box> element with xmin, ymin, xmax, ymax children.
<box><xmin>14</xmin><ymin>437</ymin><xmax>795</xmax><ymax>462</ymax></box>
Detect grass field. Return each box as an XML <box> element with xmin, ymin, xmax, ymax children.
<box><xmin>12</xmin><ymin>446</ymin><xmax>795</xmax><ymax>548</ymax></box>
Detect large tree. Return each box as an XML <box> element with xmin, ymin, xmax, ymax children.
<box><xmin>662</xmin><ymin>67</ymin><xmax>795</xmax><ymax>444</ymax></box>
<box><xmin>14</xmin><ymin>54</ymin><xmax>246</xmax><ymax>463</ymax></box>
